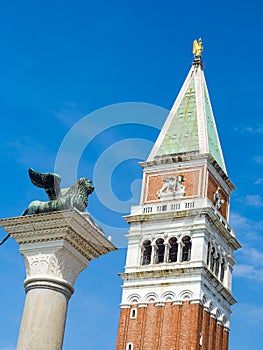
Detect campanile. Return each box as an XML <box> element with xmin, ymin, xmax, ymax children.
<box><xmin>116</xmin><ymin>40</ymin><xmax>241</xmax><ymax>350</ymax></box>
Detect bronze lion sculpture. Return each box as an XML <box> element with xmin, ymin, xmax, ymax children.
<box><xmin>22</xmin><ymin>168</ymin><xmax>94</xmax><ymax>215</ymax></box>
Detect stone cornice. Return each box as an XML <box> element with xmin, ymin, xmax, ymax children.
<box><xmin>201</xmin><ymin>267</ymin><xmax>237</xmax><ymax>306</ymax></box>
<box><xmin>119</xmin><ymin>265</ymin><xmax>236</xmax><ymax>306</ymax></box>
<box><xmin>0</xmin><ymin>210</ymin><xmax>116</xmax><ymax>261</ymax></box>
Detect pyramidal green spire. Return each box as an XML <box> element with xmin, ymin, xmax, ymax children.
<box><xmin>148</xmin><ymin>41</ymin><xmax>226</xmax><ymax>173</ymax></box>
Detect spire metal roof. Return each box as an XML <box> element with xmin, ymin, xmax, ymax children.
<box><xmin>148</xmin><ymin>42</ymin><xmax>226</xmax><ymax>173</ymax></box>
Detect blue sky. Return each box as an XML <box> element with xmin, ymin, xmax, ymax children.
<box><xmin>0</xmin><ymin>0</ymin><xmax>263</xmax><ymax>349</ymax></box>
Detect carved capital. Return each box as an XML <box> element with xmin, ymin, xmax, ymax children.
<box><xmin>21</xmin><ymin>241</ymin><xmax>87</xmax><ymax>287</ymax></box>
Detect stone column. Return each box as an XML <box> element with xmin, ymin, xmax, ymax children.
<box><xmin>0</xmin><ymin>210</ymin><xmax>116</xmax><ymax>350</ymax></box>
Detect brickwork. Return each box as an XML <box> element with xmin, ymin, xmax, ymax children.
<box><xmin>116</xmin><ymin>308</ymin><xmax>129</xmax><ymax>350</ymax></box>
<box><xmin>116</xmin><ymin>302</ymin><xmax>227</xmax><ymax>350</ymax></box>
<box><xmin>201</xmin><ymin>309</ymin><xmax>210</xmax><ymax>350</ymax></box>
<box><xmin>178</xmin><ymin>301</ymin><xmax>191</xmax><ymax>350</ymax></box>
<box><xmin>215</xmin><ymin>322</ymin><xmax>223</xmax><ymax>350</ymax></box>
<box><xmin>188</xmin><ymin>303</ymin><xmax>203</xmax><ymax>349</ymax></box>
<box><xmin>174</xmin><ymin>303</ymin><xmax>182</xmax><ymax>350</ymax></box>
<box><xmin>137</xmin><ymin>306</ymin><xmax>147</xmax><ymax>349</ymax></box>
<box><xmin>222</xmin><ymin>328</ymin><xmax>229</xmax><ymax>350</ymax></box>
<box><xmin>208</xmin><ymin>316</ymin><xmax>217</xmax><ymax>350</ymax></box>
<box><xmin>126</xmin><ymin>306</ymin><xmax>140</xmax><ymax>348</ymax></box>
<box><xmin>159</xmin><ymin>302</ymin><xmax>177</xmax><ymax>349</ymax></box>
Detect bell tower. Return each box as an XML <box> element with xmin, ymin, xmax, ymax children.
<box><xmin>116</xmin><ymin>39</ymin><xmax>241</xmax><ymax>350</ymax></box>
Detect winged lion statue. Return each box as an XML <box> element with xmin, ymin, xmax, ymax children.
<box><xmin>22</xmin><ymin>168</ymin><xmax>94</xmax><ymax>215</ymax></box>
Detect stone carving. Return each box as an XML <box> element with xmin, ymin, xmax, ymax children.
<box><xmin>213</xmin><ymin>187</ymin><xmax>224</xmax><ymax>210</ymax></box>
<box><xmin>23</xmin><ymin>250</ymin><xmax>86</xmax><ymax>285</ymax></box>
<box><xmin>156</xmin><ymin>175</ymin><xmax>185</xmax><ymax>200</ymax></box>
<box><xmin>22</xmin><ymin>168</ymin><xmax>94</xmax><ymax>215</ymax></box>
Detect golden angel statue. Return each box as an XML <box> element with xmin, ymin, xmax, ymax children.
<box><xmin>193</xmin><ymin>38</ymin><xmax>203</xmax><ymax>57</ymax></box>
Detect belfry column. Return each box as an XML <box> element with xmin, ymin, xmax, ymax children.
<box><xmin>0</xmin><ymin>210</ymin><xmax>116</xmax><ymax>350</ymax></box>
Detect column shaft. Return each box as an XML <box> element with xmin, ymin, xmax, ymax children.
<box><xmin>17</xmin><ymin>288</ymin><xmax>68</xmax><ymax>350</ymax></box>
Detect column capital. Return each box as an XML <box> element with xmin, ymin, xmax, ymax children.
<box><xmin>1</xmin><ymin>210</ymin><xmax>116</xmax><ymax>295</ymax></box>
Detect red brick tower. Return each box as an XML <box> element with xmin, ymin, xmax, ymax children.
<box><xmin>116</xmin><ymin>40</ymin><xmax>241</xmax><ymax>350</ymax></box>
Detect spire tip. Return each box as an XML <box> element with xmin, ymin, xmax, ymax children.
<box><xmin>192</xmin><ymin>38</ymin><xmax>204</xmax><ymax>68</ymax></box>
<box><xmin>192</xmin><ymin>38</ymin><xmax>204</xmax><ymax>58</ymax></box>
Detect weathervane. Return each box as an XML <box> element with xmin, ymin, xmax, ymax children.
<box><xmin>192</xmin><ymin>38</ymin><xmax>203</xmax><ymax>57</ymax></box>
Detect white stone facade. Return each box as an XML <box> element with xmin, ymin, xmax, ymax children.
<box><xmin>121</xmin><ymin>192</ymin><xmax>240</xmax><ymax>327</ymax></box>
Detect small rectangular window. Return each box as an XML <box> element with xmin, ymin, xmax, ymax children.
<box><xmin>126</xmin><ymin>343</ymin><xmax>133</xmax><ymax>350</ymax></box>
<box><xmin>130</xmin><ymin>308</ymin><xmax>137</xmax><ymax>319</ymax></box>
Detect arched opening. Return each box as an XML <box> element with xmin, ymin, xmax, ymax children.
<box><xmin>210</xmin><ymin>247</ymin><xmax>216</xmax><ymax>271</ymax></box>
<box><xmin>206</xmin><ymin>242</ymin><xmax>210</xmax><ymax>265</ymax></box>
<box><xmin>181</xmin><ymin>236</ymin><xmax>192</xmax><ymax>261</ymax></box>
<box><xmin>141</xmin><ymin>240</ymin><xmax>152</xmax><ymax>265</ymax></box>
<box><xmin>220</xmin><ymin>258</ymin><xmax>225</xmax><ymax>282</ymax></box>
<box><xmin>215</xmin><ymin>255</ymin><xmax>220</xmax><ymax>276</ymax></box>
<box><xmin>168</xmin><ymin>237</ymin><xmax>178</xmax><ymax>262</ymax></box>
<box><xmin>155</xmin><ymin>238</ymin><xmax>165</xmax><ymax>264</ymax></box>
